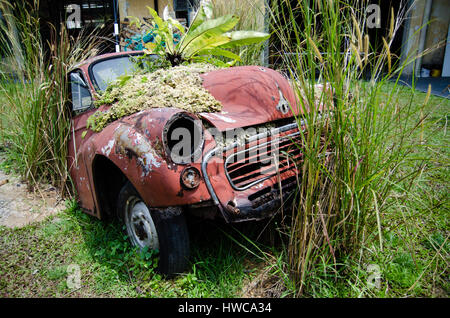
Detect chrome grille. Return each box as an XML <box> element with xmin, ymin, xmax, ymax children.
<box><xmin>224</xmin><ymin>121</ymin><xmax>304</xmax><ymax>191</ymax></box>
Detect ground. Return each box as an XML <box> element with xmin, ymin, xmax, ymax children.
<box><xmin>0</xmin><ymin>164</ymin><xmax>64</xmax><ymax>228</ymax></box>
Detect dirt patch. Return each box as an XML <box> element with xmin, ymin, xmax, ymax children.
<box><xmin>240</xmin><ymin>261</ymin><xmax>287</xmax><ymax>298</ymax></box>
<box><xmin>0</xmin><ymin>166</ymin><xmax>64</xmax><ymax>228</ymax></box>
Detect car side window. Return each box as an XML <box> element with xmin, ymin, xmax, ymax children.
<box><xmin>70</xmin><ymin>71</ymin><xmax>93</xmax><ymax>113</ymax></box>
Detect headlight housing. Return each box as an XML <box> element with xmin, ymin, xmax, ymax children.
<box><xmin>163</xmin><ymin>113</ymin><xmax>204</xmax><ymax>164</ymax></box>
<box><xmin>180</xmin><ymin>167</ymin><xmax>201</xmax><ymax>189</ymax></box>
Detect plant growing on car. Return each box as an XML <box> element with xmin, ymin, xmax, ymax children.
<box><xmin>209</xmin><ymin>0</ymin><xmax>268</xmax><ymax>66</ymax></box>
<box><xmin>86</xmin><ymin>63</ymin><xmax>222</xmax><ymax>132</ymax></box>
<box><xmin>133</xmin><ymin>2</ymin><xmax>270</xmax><ymax>67</ymax></box>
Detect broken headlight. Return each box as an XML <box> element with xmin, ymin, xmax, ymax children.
<box><xmin>163</xmin><ymin>113</ymin><xmax>204</xmax><ymax>164</ymax></box>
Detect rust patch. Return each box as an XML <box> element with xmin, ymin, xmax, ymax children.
<box><xmin>114</xmin><ymin>125</ymin><xmax>162</xmax><ymax>176</ymax></box>
<box><xmin>155</xmin><ymin>206</ymin><xmax>183</xmax><ymax>219</ymax></box>
<box><xmin>133</xmin><ymin>112</ymin><xmax>152</xmax><ymax>139</ymax></box>
<box><xmin>181</xmin><ymin>167</ymin><xmax>201</xmax><ymax>190</ymax></box>
<box><xmin>152</xmin><ymin>136</ymin><xmax>165</xmax><ymax>157</ymax></box>
<box><xmin>226</xmin><ymin>200</ymin><xmax>241</xmax><ymax>215</ymax></box>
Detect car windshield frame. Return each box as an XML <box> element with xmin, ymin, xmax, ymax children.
<box><xmin>88</xmin><ymin>52</ymin><xmax>157</xmax><ymax>93</ymax></box>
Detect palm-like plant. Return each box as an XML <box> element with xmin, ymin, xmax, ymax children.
<box><xmin>142</xmin><ymin>2</ymin><xmax>269</xmax><ymax>66</ymax></box>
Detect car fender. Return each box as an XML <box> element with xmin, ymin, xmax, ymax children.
<box><xmin>80</xmin><ymin>108</ymin><xmax>212</xmax><ymax>217</ymax></box>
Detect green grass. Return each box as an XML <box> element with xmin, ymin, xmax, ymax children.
<box><xmin>265</xmin><ymin>0</ymin><xmax>449</xmax><ymax>297</ymax></box>
<box><xmin>0</xmin><ymin>1</ymin><xmax>101</xmax><ymax>194</ymax></box>
<box><xmin>0</xmin><ymin>201</ymin><xmax>263</xmax><ymax>298</ymax></box>
<box><xmin>210</xmin><ymin>0</ymin><xmax>267</xmax><ymax>66</ymax></box>
<box><xmin>377</xmin><ymin>83</ymin><xmax>449</xmax><ymax>297</ymax></box>
<box><xmin>281</xmin><ymin>83</ymin><xmax>449</xmax><ymax>298</ymax></box>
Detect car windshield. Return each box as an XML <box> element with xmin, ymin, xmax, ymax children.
<box><xmin>91</xmin><ymin>54</ymin><xmax>157</xmax><ymax>92</ymax></box>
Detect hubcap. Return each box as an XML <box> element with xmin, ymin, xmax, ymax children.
<box><xmin>125</xmin><ymin>198</ymin><xmax>159</xmax><ymax>251</ymax></box>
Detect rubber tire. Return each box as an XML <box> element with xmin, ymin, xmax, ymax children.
<box><xmin>117</xmin><ymin>181</ymin><xmax>190</xmax><ymax>277</ymax></box>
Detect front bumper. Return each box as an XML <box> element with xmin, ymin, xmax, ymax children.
<box><xmin>201</xmin><ymin>120</ymin><xmax>304</xmax><ymax>223</ymax></box>
<box><xmin>222</xmin><ymin>174</ymin><xmax>299</xmax><ymax>222</ymax></box>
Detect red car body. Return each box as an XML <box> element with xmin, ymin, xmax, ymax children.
<box><xmin>68</xmin><ymin>51</ymin><xmax>307</xmax><ymax>224</ymax></box>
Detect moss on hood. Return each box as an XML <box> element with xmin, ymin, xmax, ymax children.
<box><xmin>87</xmin><ymin>63</ymin><xmax>222</xmax><ymax>132</ymax></box>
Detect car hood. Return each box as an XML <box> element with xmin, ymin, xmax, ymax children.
<box><xmin>199</xmin><ymin>66</ymin><xmax>300</xmax><ymax>131</ymax></box>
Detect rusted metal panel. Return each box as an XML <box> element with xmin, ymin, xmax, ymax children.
<box><xmin>82</xmin><ymin>109</ymin><xmax>213</xmax><ymax>211</ymax></box>
<box><xmin>199</xmin><ymin>66</ymin><xmax>299</xmax><ymax>131</ymax></box>
<box><xmin>67</xmin><ymin>106</ymin><xmax>98</xmax><ymax>215</ymax></box>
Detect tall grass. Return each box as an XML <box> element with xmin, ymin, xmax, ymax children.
<box><xmin>210</xmin><ymin>0</ymin><xmax>267</xmax><ymax>65</ymax></box>
<box><xmin>0</xmin><ymin>0</ymin><xmax>102</xmax><ymax>194</ymax></box>
<box><xmin>269</xmin><ymin>0</ymin><xmax>432</xmax><ymax>296</ymax></box>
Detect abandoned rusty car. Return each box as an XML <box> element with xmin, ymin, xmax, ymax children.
<box><xmin>68</xmin><ymin>51</ymin><xmax>306</xmax><ymax>275</ymax></box>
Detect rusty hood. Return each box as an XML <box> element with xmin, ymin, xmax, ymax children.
<box><xmin>199</xmin><ymin>66</ymin><xmax>300</xmax><ymax>131</ymax></box>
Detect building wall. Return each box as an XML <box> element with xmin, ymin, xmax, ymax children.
<box><xmin>118</xmin><ymin>0</ymin><xmax>171</xmax><ymax>22</ymax></box>
<box><xmin>401</xmin><ymin>0</ymin><xmax>450</xmax><ymax>76</ymax></box>
<box><xmin>400</xmin><ymin>0</ymin><xmax>429</xmax><ymax>76</ymax></box>
<box><xmin>421</xmin><ymin>0</ymin><xmax>450</xmax><ymax>67</ymax></box>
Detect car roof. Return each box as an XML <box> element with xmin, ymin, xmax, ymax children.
<box><xmin>74</xmin><ymin>50</ymin><xmax>145</xmax><ymax>69</ymax></box>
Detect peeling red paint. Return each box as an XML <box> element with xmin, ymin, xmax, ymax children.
<box><xmin>199</xmin><ymin>66</ymin><xmax>300</xmax><ymax>131</ymax></box>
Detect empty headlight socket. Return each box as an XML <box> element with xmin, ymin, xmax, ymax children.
<box><xmin>162</xmin><ymin>112</ymin><xmax>204</xmax><ymax>165</ymax></box>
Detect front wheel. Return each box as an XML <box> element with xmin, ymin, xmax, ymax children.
<box><xmin>117</xmin><ymin>181</ymin><xmax>190</xmax><ymax>276</ymax></box>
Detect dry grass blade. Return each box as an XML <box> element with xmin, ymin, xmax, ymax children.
<box><xmin>269</xmin><ymin>0</ymin><xmax>429</xmax><ymax>296</ymax></box>
<box><xmin>0</xmin><ymin>0</ymin><xmax>105</xmax><ymax>194</ymax></box>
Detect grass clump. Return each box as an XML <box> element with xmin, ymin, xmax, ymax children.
<box><xmin>0</xmin><ymin>201</ymin><xmax>258</xmax><ymax>298</ymax></box>
<box><xmin>0</xmin><ymin>0</ymin><xmax>101</xmax><ymax>193</ymax></box>
<box><xmin>266</xmin><ymin>0</ymin><xmax>449</xmax><ymax>297</ymax></box>
<box><xmin>87</xmin><ymin>63</ymin><xmax>222</xmax><ymax>132</ymax></box>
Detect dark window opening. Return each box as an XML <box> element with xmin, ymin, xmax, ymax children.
<box><xmin>39</xmin><ymin>0</ymin><xmax>117</xmax><ymax>54</ymax></box>
<box><xmin>69</xmin><ymin>71</ymin><xmax>93</xmax><ymax>114</ymax></box>
<box><xmin>174</xmin><ymin>0</ymin><xmax>198</xmax><ymax>26</ymax></box>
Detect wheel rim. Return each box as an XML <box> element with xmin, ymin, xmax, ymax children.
<box><xmin>125</xmin><ymin>197</ymin><xmax>159</xmax><ymax>251</ymax></box>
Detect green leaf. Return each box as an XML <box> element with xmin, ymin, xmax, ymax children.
<box><xmin>188</xmin><ymin>4</ymin><xmax>208</xmax><ymax>33</ymax></box>
<box><xmin>166</xmin><ymin>21</ymin><xmax>175</xmax><ymax>53</ymax></box>
<box><xmin>127</xmin><ymin>16</ymin><xmax>142</xmax><ymax>29</ymax></box>
<box><xmin>146</xmin><ymin>5</ymin><xmax>175</xmax><ymax>54</ymax></box>
<box><xmin>179</xmin><ymin>14</ymin><xmax>239</xmax><ymax>54</ymax></box>
<box><xmin>182</xmin><ymin>35</ymin><xmax>231</xmax><ymax>59</ymax></box>
<box><xmin>117</xmin><ymin>74</ymin><xmax>132</xmax><ymax>87</ymax></box>
<box><xmin>220</xmin><ymin>31</ymin><xmax>270</xmax><ymax>48</ymax></box>
<box><xmin>197</xmin><ymin>47</ymin><xmax>242</xmax><ymax>62</ymax></box>
<box><xmin>146</xmin><ymin>6</ymin><xmax>164</xmax><ymax>29</ymax></box>
<box><xmin>167</xmin><ymin>17</ymin><xmax>185</xmax><ymax>35</ymax></box>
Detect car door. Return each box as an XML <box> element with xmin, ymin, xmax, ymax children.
<box><xmin>67</xmin><ymin>69</ymin><xmax>98</xmax><ymax>215</ymax></box>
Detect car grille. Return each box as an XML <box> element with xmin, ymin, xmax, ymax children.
<box><xmin>224</xmin><ymin>121</ymin><xmax>304</xmax><ymax>191</ymax></box>
<box><xmin>247</xmin><ymin>175</ymin><xmax>299</xmax><ymax>209</ymax></box>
